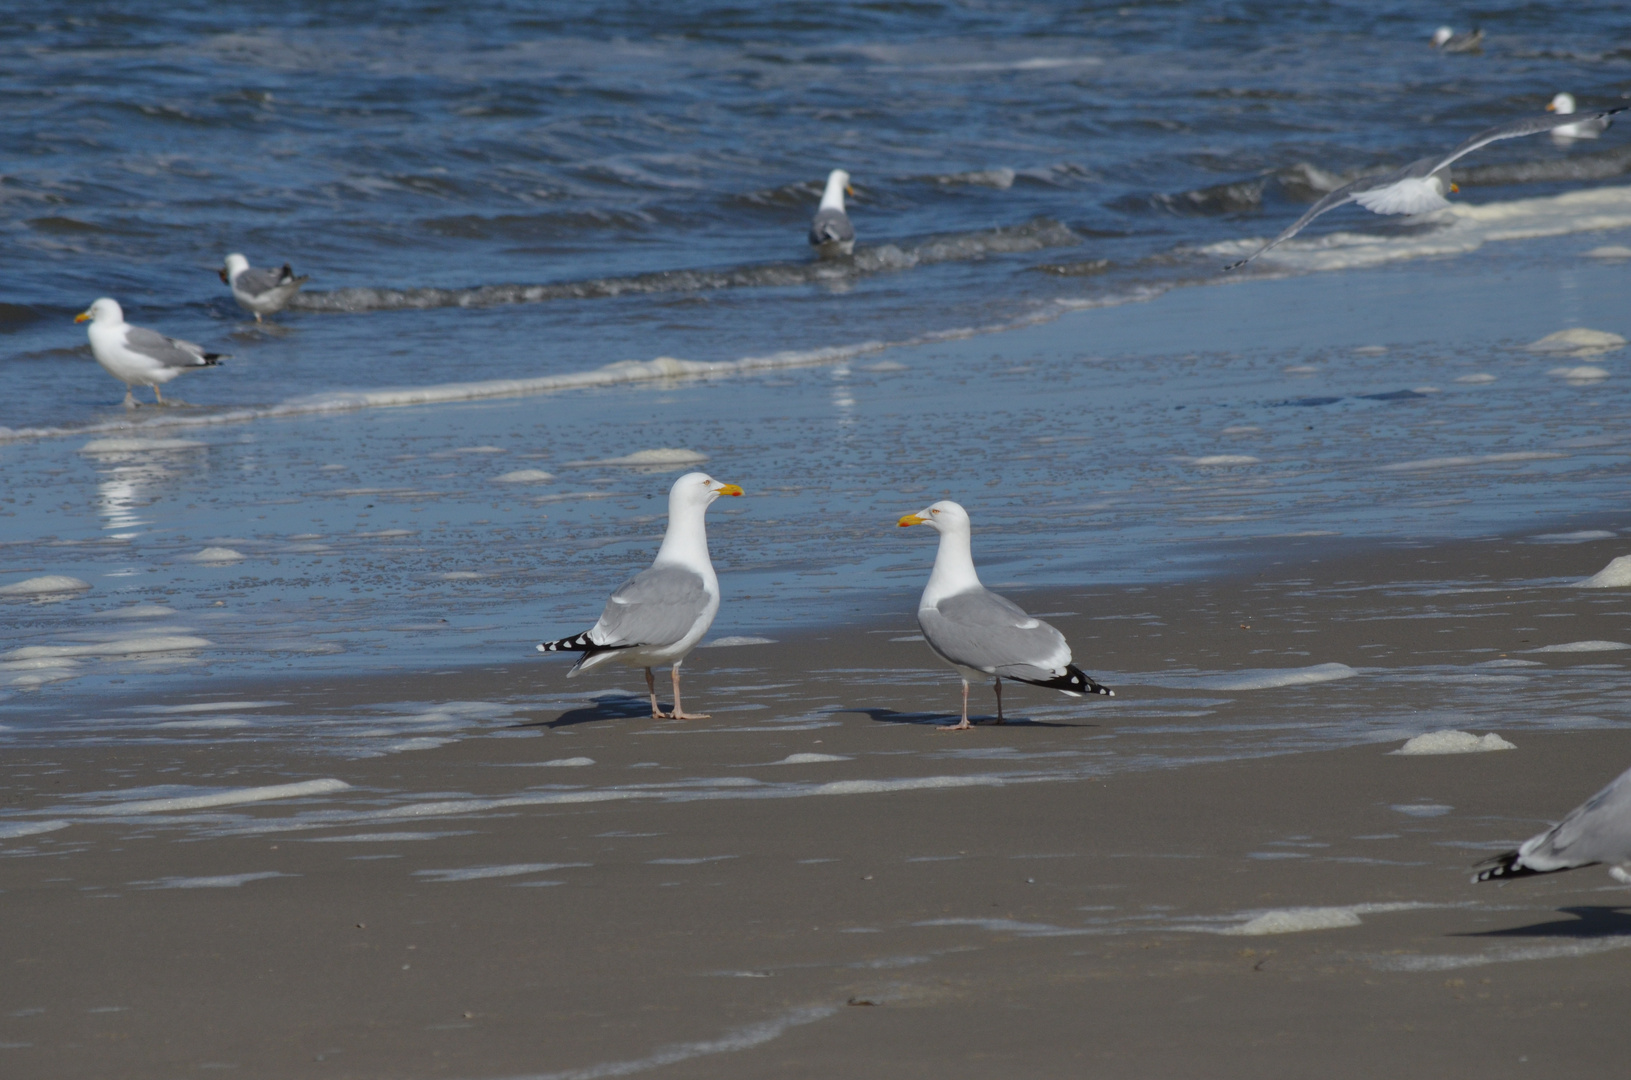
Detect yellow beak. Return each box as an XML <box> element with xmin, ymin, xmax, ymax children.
<box><xmin>846</xmin><ymin>184</ymin><xmax>855</xmax><ymax>196</ymax></box>
<box><xmin>898</xmin><ymin>513</ymin><xmax>927</xmax><ymax>527</ymax></box>
<box><xmin>1450</xmin><ymin>182</ymin><xmax>1460</xmax><ymax>193</ymax></box>
<box><xmin>1546</xmin><ymin>102</ymin><xmax>1557</xmax><ymax>112</ymax></box>
<box><xmin>716</xmin><ymin>483</ymin><xmax>744</xmax><ymax>497</ymax></box>
<box><xmin>74</xmin><ymin>311</ymin><xmax>91</xmax><ymax>323</ymax></box>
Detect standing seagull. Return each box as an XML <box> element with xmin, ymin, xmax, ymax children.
<box><xmin>1474</xmin><ymin>763</ymin><xmax>1631</xmax><ymax>884</ymax></box>
<box><xmin>1224</xmin><ymin>105</ymin><xmax>1627</xmax><ymax>270</ymax></box>
<box><xmin>809</xmin><ymin>168</ymin><xmax>856</xmax><ymax>258</ymax></box>
<box><xmin>1547</xmin><ymin>92</ymin><xmax>1611</xmax><ymax>141</ymax></box>
<box><xmin>537</xmin><ymin>472</ymin><xmax>743</xmax><ymax>720</ymax></box>
<box><xmin>1429</xmin><ymin>26</ymin><xmax>1483</xmax><ymax>53</ymax></box>
<box><xmin>898</xmin><ymin>501</ymin><xmax>1112</xmax><ymax>731</ymax></box>
<box><xmin>75</xmin><ymin>298</ymin><xmax>223</xmax><ymax>408</ymax></box>
<box><xmin>219</xmin><ymin>253</ymin><xmax>309</xmax><ymax>322</ymax></box>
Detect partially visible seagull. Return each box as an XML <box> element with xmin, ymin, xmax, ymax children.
<box><xmin>809</xmin><ymin>169</ymin><xmax>856</xmax><ymax>259</ymax></box>
<box><xmin>1430</xmin><ymin>26</ymin><xmax>1484</xmax><ymax>53</ymax></box>
<box><xmin>219</xmin><ymin>253</ymin><xmax>309</xmax><ymax>321</ymax></box>
<box><xmin>537</xmin><ymin>472</ymin><xmax>744</xmax><ymax>720</ymax></box>
<box><xmin>75</xmin><ymin>298</ymin><xmax>224</xmax><ymax>408</ymax></box>
<box><xmin>898</xmin><ymin>500</ymin><xmax>1112</xmax><ymax>731</ymax></box>
<box><xmin>1474</xmin><ymin>763</ymin><xmax>1631</xmax><ymax>884</ymax></box>
<box><xmin>1224</xmin><ymin>105</ymin><xmax>1628</xmax><ymax>270</ymax></box>
<box><xmin>1548</xmin><ymin>92</ymin><xmax>1612</xmax><ymax>140</ymax></box>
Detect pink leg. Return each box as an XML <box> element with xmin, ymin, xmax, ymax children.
<box><xmin>994</xmin><ymin>677</ymin><xmax>1004</xmax><ymax>725</ymax></box>
<box><xmin>937</xmin><ymin>679</ymin><xmax>973</xmax><ymax>732</ymax></box>
<box><xmin>670</xmin><ymin>662</ymin><xmax>709</xmax><ymax>720</ymax></box>
<box><xmin>645</xmin><ymin>667</ymin><xmax>672</xmax><ymax>719</ymax></box>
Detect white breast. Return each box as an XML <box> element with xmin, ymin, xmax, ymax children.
<box><xmin>1353</xmin><ymin>176</ymin><xmax>1452</xmax><ymax>217</ymax></box>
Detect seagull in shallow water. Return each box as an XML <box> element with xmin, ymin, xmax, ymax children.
<box><xmin>898</xmin><ymin>500</ymin><xmax>1112</xmax><ymax>731</ymax></box>
<box><xmin>809</xmin><ymin>168</ymin><xmax>856</xmax><ymax>258</ymax></box>
<box><xmin>1547</xmin><ymin>92</ymin><xmax>1611</xmax><ymax>141</ymax></box>
<box><xmin>537</xmin><ymin>472</ymin><xmax>743</xmax><ymax>720</ymax></box>
<box><xmin>1474</xmin><ymin>762</ymin><xmax>1631</xmax><ymax>884</ymax></box>
<box><xmin>1430</xmin><ymin>26</ymin><xmax>1483</xmax><ymax>53</ymax></box>
<box><xmin>75</xmin><ymin>298</ymin><xmax>224</xmax><ymax>408</ymax></box>
<box><xmin>219</xmin><ymin>253</ymin><xmax>309</xmax><ymax>321</ymax></box>
<box><xmin>1223</xmin><ymin>104</ymin><xmax>1628</xmax><ymax>271</ymax></box>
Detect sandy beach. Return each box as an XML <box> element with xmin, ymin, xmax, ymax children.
<box><xmin>5</xmin><ymin>528</ymin><xmax>1631</xmax><ymax>1078</ymax></box>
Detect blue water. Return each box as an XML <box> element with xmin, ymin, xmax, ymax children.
<box><xmin>4</xmin><ymin>2</ymin><xmax>1631</xmax><ymax>702</ymax></box>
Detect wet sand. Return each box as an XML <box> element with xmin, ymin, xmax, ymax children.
<box><xmin>4</xmin><ymin>529</ymin><xmax>1631</xmax><ymax>1078</ymax></box>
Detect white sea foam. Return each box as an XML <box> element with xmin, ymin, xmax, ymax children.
<box><xmin>1586</xmin><ymin>245</ymin><xmax>1631</xmax><ymax>259</ymax></box>
<box><xmin>564</xmin><ymin>448</ymin><xmax>709</xmax><ymax>468</ymax></box>
<box><xmin>137</xmin><ymin>872</ymin><xmax>293</xmax><ymax>889</ymax></box>
<box><xmin>1379</xmin><ymin>451</ymin><xmax>1566</xmax><ymax>471</ymax></box>
<box><xmin>414</xmin><ymin>862</ymin><xmax>588</xmax><ymax>882</ymax></box>
<box><xmin>1190</xmin><ymin>454</ymin><xmax>1260</xmax><ymax>466</ymax></box>
<box><xmin>1392</xmin><ymin>803</ymin><xmax>1453</xmax><ymax>817</ymax></box>
<box><xmin>1548</xmin><ymin>365</ymin><xmax>1609</xmax><ymax>382</ymax></box>
<box><xmin>79</xmin><ymin>438</ymin><xmax>205</xmax><ymax>454</ymax></box>
<box><xmin>1533</xmin><ymin>530</ymin><xmax>1615</xmax><ymax>542</ymax></box>
<box><xmin>1371</xmin><ymin>937</ymin><xmax>1631</xmax><ymax>971</ymax></box>
<box><xmin>649</xmin><ymin>855</ymin><xmax>736</xmax><ymax>865</ymax></box>
<box><xmin>0</xmin><ymin>820</ymin><xmax>70</xmax><ymax>840</ymax></box>
<box><xmin>1393</xmin><ymin>730</ymin><xmax>1515</xmax><ymax>755</ymax></box>
<box><xmin>1527</xmin><ymin>328</ymin><xmax>1627</xmax><ymax>357</ymax></box>
<box><xmin>1528</xmin><ymin>640</ymin><xmax>1631</xmax><ymax>653</ymax></box>
<box><xmin>915</xmin><ymin>917</ymin><xmax>1090</xmax><ymax>936</ymax></box>
<box><xmin>154</xmin><ymin>717</ymin><xmax>253</xmax><ymax>729</ymax></box>
<box><xmin>771</xmin><ymin>753</ymin><xmax>851</xmax><ymax>764</ymax></box>
<box><xmin>1133</xmin><ymin>662</ymin><xmax>1357</xmax><ymax>691</ymax></box>
<box><xmin>305</xmin><ymin>832</ymin><xmax>468</xmax><ymax>842</ymax></box>
<box><xmin>1579</xmin><ymin>555</ymin><xmax>1631</xmax><ymax>588</ymax></box>
<box><xmin>1215</xmin><ymin>902</ymin><xmax>1434</xmax><ymax>936</ymax></box>
<box><xmin>701</xmin><ymin>636</ymin><xmax>776</xmax><ymax>648</ymax></box>
<box><xmin>0</xmin><ymin>575</ymin><xmax>91</xmax><ymax>596</ymax></box>
<box><xmin>129</xmin><ymin>700</ymin><xmax>283</xmax><ymax>714</ymax></box>
<box><xmin>385</xmin><ymin>737</ymin><xmax>456</xmax><ymax>752</ymax></box>
<box><xmin>79</xmin><ymin>778</ymin><xmax>350</xmax><ymax>815</ymax></box>
<box><xmin>534</xmin><ymin>757</ymin><xmax>596</xmax><ymax>767</ymax></box>
<box><xmin>1454</xmin><ymin>373</ymin><xmax>1497</xmax><ymax>384</ymax></box>
<box><xmin>188</xmin><ymin>547</ymin><xmax>245</xmax><ymax>563</ymax></box>
<box><xmin>4</xmin><ymin>634</ymin><xmax>211</xmax><ymax>662</ymax></box>
<box><xmin>107</xmin><ymin>604</ymin><xmax>178</xmax><ymax>618</ymax></box>
<box><xmin>493</xmin><ymin>469</ymin><xmax>555</xmax><ymax>483</ymax></box>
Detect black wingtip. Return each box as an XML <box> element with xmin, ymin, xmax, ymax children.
<box><xmin>1025</xmin><ymin>664</ymin><xmax>1114</xmax><ymax>698</ymax></box>
<box><xmin>537</xmin><ymin>631</ymin><xmax>595</xmax><ymax>654</ymax></box>
<box><xmin>1472</xmin><ymin>850</ymin><xmax>1540</xmax><ymax>883</ymax></box>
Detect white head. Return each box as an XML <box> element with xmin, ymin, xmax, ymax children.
<box><xmin>668</xmin><ymin>471</ymin><xmax>743</xmax><ymax>517</ymax></box>
<box><xmin>220</xmin><ymin>253</ymin><xmax>249</xmax><ymax>284</ymax></box>
<box><xmin>1547</xmin><ymin>92</ymin><xmax>1577</xmax><ymax>115</ymax></box>
<box><xmin>898</xmin><ymin>499</ymin><xmax>971</xmax><ymax>536</ymax></box>
<box><xmin>73</xmin><ymin>297</ymin><xmax>124</xmax><ymax>326</ymax></box>
<box><xmin>820</xmin><ymin>168</ymin><xmax>853</xmax><ymax>210</ymax></box>
<box><xmin>1430</xmin><ymin>26</ymin><xmax>1454</xmax><ymax>47</ymax></box>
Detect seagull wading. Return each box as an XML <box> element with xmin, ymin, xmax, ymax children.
<box><xmin>219</xmin><ymin>253</ymin><xmax>310</xmax><ymax>321</ymax></box>
<box><xmin>538</xmin><ymin>472</ymin><xmax>743</xmax><ymax>720</ymax></box>
<box><xmin>75</xmin><ymin>298</ymin><xmax>224</xmax><ymax>408</ymax></box>
<box><xmin>899</xmin><ymin>500</ymin><xmax>1112</xmax><ymax>731</ymax></box>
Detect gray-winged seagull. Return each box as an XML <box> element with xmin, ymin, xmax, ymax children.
<box><xmin>538</xmin><ymin>472</ymin><xmax>743</xmax><ymax>720</ymax></box>
<box><xmin>75</xmin><ymin>298</ymin><xmax>224</xmax><ymax>408</ymax></box>
<box><xmin>809</xmin><ymin>168</ymin><xmax>856</xmax><ymax>258</ymax></box>
<box><xmin>899</xmin><ymin>500</ymin><xmax>1112</xmax><ymax>731</ymax></box>
<box><xmin>220</xmin><ymin>253</ymin><xmax>309</xmax><ymax>321</ymax></box>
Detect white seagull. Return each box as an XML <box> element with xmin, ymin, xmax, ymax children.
<box><xmin>1429</xmin><ymin>26</ymin><xmax>1483</xmax><ymax>53</ymax></box>
<box><xmin>898</xmin><ymin>500</ymin><xmax>1112</xmax><ymax>731</ymax></box>
<box><xmin>1224</xmin><ymin>104</ymin><xmax>1628</xmax><ymax>270</ymax></box>
<box><xmin>75</xmin><ymin>298</ymin><xmax>224</xmax><ymax>408</ymax></box>
<box><xmin>538</xmin><ymin>472</ymin><xmax>743</xmax><ymax>720</ymax></box>
<box><xmin>219</xmin><ymin>253</ymin><xmax>309</xmax><ymax>321</ymax></box>
<box><xmin>1547</xmin><ymin>92</ymin><xmax>1611</xmax><ymax>141</ymax></box>
<box><xmin>809</xmin><ymin>168</ymin><xmax>856</xmax><ymax>259</ymax></box>
<box><xmin>1474</xmin><ymin>762</ymin><xmax>1631</xmax><ymax>884</ymax></box>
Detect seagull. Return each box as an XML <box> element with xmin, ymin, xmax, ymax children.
<box><xmin>537</xmin><ymin>472</ymin><xmax>743</xmax><ymax>720</ymax></box>
<box><xmin>1430</xmin><ymin>26</ymin><xmax>1483</xmax><ymax>53</ymax></box>
<box><xmin>1223</xmin><ymin>105</ymin><xmax>1628</xmax><ymax>270</ymax></box>
<box><xmin>898</xmin><ymin>500</ymin><xmax>1112</xmax><ymax>731</ymax></box>
<box><xmin>74</xmin><ymin>298</ymin><xmax>224</xmax><ymax>408</ymax></box>
<box><xmin>1474</xmin><ymin>763</ymin><xmax>1631</xmax><ymax>884</ymax></box>
<box><xmin>1547</xmin><ymin>92</ymin><xmax>1611</xmax><ymax>140</ymax></box>
<box><xmin>809</xmin><ymin>169</ymin><xmax>856</xmax><ymax>259</ymax></box>
<box><xmin>219</xmin><ymin>253</ymin><xmax>309</xmax><ymax>321</ymax></box>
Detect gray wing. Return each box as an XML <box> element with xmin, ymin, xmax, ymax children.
<box><xmin>590</xmin><ymin>564</ymin><xmax>710</xmax><ymax>648</ymax></box>
<box><xmin>1223</xmin><ymin>177</ymin><xmax>1371</xmax><ymax>270</ymax></box>
<box><xmin>918</xmin><ymin>588</ymin><xmax>1070</xmax><ymax>680</ymax></box>
<box><xmin>124</xmin><ymin>326</ymin><xmax>216</xmax><ymax>368</ymax></box>
<box><xmin>1422</xmin><ymin>108</ymin><xmax>1628</xmax><ymax>177</ymax></box>
<box><xmin>1523</xmin><ymin>764</ymin><xmax>1631</xmax><ymax>869</ymax></box>
<box><xmin>809</xmin><ymin>208</ymin><xmax>855</xmax><ymax>246</ymax></box>
<box><xmin>236</xmin><ymin>266</ymin><xmax>294</xmax><ymax>294</ymax></box>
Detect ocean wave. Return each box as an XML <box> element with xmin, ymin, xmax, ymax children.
<box><xmin>288</xmin><ymin>219</ymin><xmax>1079</xmax><ymax>313</ymax></box>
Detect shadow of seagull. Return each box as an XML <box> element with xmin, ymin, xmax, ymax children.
<box><xmin>511</xmin><ymin>694</ymin><xmax>653</xmax><ymax>730</ymax></box>
<box><xmin>1459</xmin><ymin>906</ymin><xmax>1631</xmax><ymax>940</ymax></box>
<box><xmin>838</xmin><ymin>706</ymin><xmax>1082</xmax><ymax>729</ymax></box>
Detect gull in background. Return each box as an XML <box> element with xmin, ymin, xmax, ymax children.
<box><xmin>899</xmin><ymin>500</ymin><xmax>1112</xmax><ymax>731</ymax></box>
<box><xmin>1429</xmin><ymin>26</ymin><xmax>1483</xmax><ymax>53</ymax></box>
<box><xmin>1548</xmin><ymin>92</ymin><xmax>1612</xmax><ymax>141</ymax></box>
<box><xmin>1224</xmin><ymin>105</ymin><xmax>1628</xmax><ymax>270</ymax></box>
<box><xmin>75</xmin><ymin>298</ymin><xmax>224</xmax><ymax>408</ymax></box>
<box><xmin>1474</xmin><ymin>763</ymin><xmax>1631</xmax><ymax>884</ymax></box>
<box><xmin>538</xmin><ymin>472</ymin><xmax>743</xmax><ymax>720</ymax></box>
<box><xmin>220</xmin><ymin>253</ymin><xmax>309</xmax><ymax>322</ymax></box>
<box><xmin>809</xmin><ymin>168</ymin><xmax>856</xmax><ymax>259</ymax></box>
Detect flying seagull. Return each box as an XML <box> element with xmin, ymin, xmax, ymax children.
<box><xmin>538</xmin><ymin>472</ymin><xmax>743</xmax><ymax>720</ymax></box>
<box><xmin>1474</xmin><ymin>762</ymin><xmax>1631</xmax><ymax>884</ymax></box>
<box><xmin>1224</xmin><ymin>105</ymin><xmax>1628</xmax><ymax>270</ymax></box>
<box><xmin>1548</xmin><ymin>92</ymin><xmax>1612</xmax><ymax>140</ymax></box>
<box><xmin>219</xmin><ymin>253</ymin><xmax>309</xmax><ymax>321</ymax></box>
<box><xmin>75</xmin><ymin>298</ymin><xmax>224</xmax><ymax>408</ymax></box>
<box><xmin>809</xmin><ymin>168</ymin><xmax>856</xmax><ymax>259</ymax></box>
<box><xmin>898</xmin><ymin>500</ymin><xmax>1112</xmax><ymax>731</ymax></box>
<box><xmin>1430</xmin><ymin>26</ymin><xmax>1483</xmax><ymax>53</ymax></box>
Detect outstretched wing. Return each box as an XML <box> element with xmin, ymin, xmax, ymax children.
<box><xmin>1422</xmin><ymin>108</ymin><xmax>1627</xmax><ymax>178</ymax></box>
<box><xmin>1223</xmin><ymin>179</ymin><xmax>1368</xmax><ymax>270</ymax></box>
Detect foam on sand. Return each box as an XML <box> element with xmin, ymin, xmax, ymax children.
<box><xmin>1547</xmin><ymin>365</ymin><xmax>1609</xmax><ymax>383</ymax></box>
<box><xmin>1528</xmin><ymin>640</ymin><xmax>1631</xmax><ymax>653</ymax></box>
<box><xmin>1527</xmin><ymin>328</ymin><xmax>1627</xmax><ymax>357</ymax></box>
<box><xmin>533</xmin><ymin>757</ymin><xmax>596</xmax><ymax>767</ymax></box>
<box><xmin>1136</xmin><ymin>662</ymin><xmax>1357</xmax><ymax>691</ymax></box>
<box><xmin>1370</xmin><ymin>937</ymin><xmax>1631</xmax><ymax>972</ymax></box>
<box><xmin>771</xmin><ymin>753</ymin><xmax>851</xmax><ymax>765</ymax></box>
<box><xmin>1190</xmin><ymin>454</ymin><xmax>1260</xmax><ymax>466</ymax></box>
<box><xmin>78</xmin><ymin>778</ymin><xmax>350</xmax><ymax>816</ymax></box>
<box><xmin>0</xmin><ymin>820</ymin><xmax>71</xmax><ymax>840</ymax></box>
<box><xmin>701</xmin><ymin>636</ymin><xmax>776</xmax><ymax>648</ymax></box>
<box><xmin>1579</xmin><ymin>555</ymin><xmax>1631</xmax><ymax>587</ymax></box>
<box><xmin>564</xmin><ymin>448</ymin><xmax>709</xmax><ymax>468</ymax></box>
<box><xmin>1393</xmin><ymin>730</ymin><xmax>1515</xmax><ymax>755</ymax></box>
<box><xmin>412</xmin><ymin>862</ymin><xmax>588</xmax><ymax>882</ymax></box>
<box><xmin>187</xmin><ymin>547</ymin><xmax>245</xmax><ymax>563</ymax></box>
<box><xmin>1379</xmin><ymin>451</ymin><xmax>1566</xmax><ymax>472</ymax></box>
<box><xmin>0</xmin><ymin>576</ymin><xmax>91</xmax><ymax>597</ymax></box>
<box><xmin>1586</xmin><ymin>245</ymin><xmax>1631</xmax><ymax>259</ymax></box>
<box><xmin>492</xmin><ymin>469</ymin><xmax>555</xmax><ymax>483</ymax></box>
<box><xmin>79</xmin><ymin>437</ymin><xmax>205</xmax><ymax>454</ymax></box>
<box><xmin>1217</xmin><ymin>902</ymin><xmax>1433</xmax><ymax>936</ymax></box>
<box><xmin>136</xmin><ymin>872</ymin><xmax>294</xmax><ymax>889</ymax></box>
